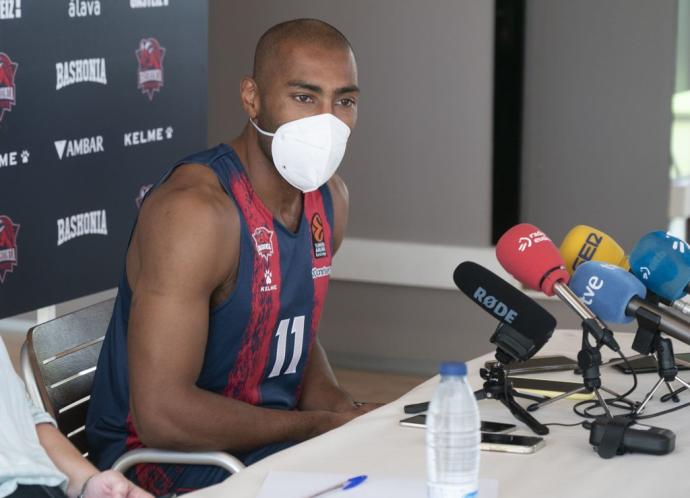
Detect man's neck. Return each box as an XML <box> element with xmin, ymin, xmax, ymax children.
<box><xmin>229</xmin><ymin>124</ymin><xmax>304</xmax><ymax>231</ymax></box>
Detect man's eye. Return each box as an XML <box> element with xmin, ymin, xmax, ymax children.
<box><xmin>294</xmin><ymin>95</ymin><xmax>314</xmax><ymax>103</ymax></box>
<box><xmin>338</xmin><ymin>98</ymin><xmax>356</xmax><ymax>108</ymax></box>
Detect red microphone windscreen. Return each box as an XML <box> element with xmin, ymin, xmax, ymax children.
<box><xmin>495</xmin><ymin>223</ymin><xmax>570</xmax><ymax>296</ymax></box>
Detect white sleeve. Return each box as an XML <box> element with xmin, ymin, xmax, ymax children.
<box><xmin>19</xmin><ymin>377</ymin><xmax>58</xmax><ymax>427</ymax></box>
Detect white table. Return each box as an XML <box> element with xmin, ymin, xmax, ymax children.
<box><xmin>190</xmin><ymin>330</ymin><xmax>690</xmax><ymax>497</ymax></box>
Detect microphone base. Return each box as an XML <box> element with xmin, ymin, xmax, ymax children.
<box><xmin>475</xmin><ymin>363</ymin><xmax>550</xmax><ymax>436</ymax></box>
<box><xmin>528</xmin><ymin>321</ymin><xmax>634</xmax><ymax>415</ymax></box>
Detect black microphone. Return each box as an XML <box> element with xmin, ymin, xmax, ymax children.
<box><xmin>453</xmin><ymin>261</ymin><xmax>557</xmax><ymax>363</ymax></box>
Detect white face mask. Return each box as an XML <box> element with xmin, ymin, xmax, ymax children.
<box><xmin>251</xmin><ymin>113</ymin><xmax>351</xmax><ymax>193</ymax></box>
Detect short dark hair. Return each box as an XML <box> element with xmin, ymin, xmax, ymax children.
<box><xmin>253</xmin><ymin>18</ymin><xmax>353</xmax><ymax>84</ymax></box>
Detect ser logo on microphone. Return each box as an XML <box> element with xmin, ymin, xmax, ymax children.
<box><xmin>573</xmin><ymin>232</ymin><xmax>603</xmax><ymax>270</ymax></box>
<box><xmin>473</xmin><ymin>286</ymin><xmax>518</xmax><ymax>323</ymax></box>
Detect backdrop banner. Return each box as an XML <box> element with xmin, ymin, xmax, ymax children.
<box><xmin>0</xmin><ymin>0</ymin><xmax>208</xmax><ymax>318</ymax></box>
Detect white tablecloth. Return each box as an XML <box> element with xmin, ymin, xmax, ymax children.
<box><xmin>189</xmin><ymin>330</ymin><xmax>690</xmax><ymax>497</ymax></box>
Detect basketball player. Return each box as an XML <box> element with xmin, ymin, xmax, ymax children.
<box><xmin>86</xmin><ymin>19</ymin><xmax>378</xmax><ymax>495</ymax></box>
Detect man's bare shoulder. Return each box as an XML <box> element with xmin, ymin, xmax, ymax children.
<box><xmin>140</xmin><ymin>163</ymin><xmax>238</xmax><ymax>233</ymax></box>
<box><xmin>132</xmin><ymin>163</ymin><xmax>239</xmax><ymax>291</ymax></box>
<box><xmin>328</xmin><ymin>174</ymin><xmax>349</xmax><ymax>208</ymax></box>
<box><xmin>327</xmin><ymin>174</ymin><xmax>349</xmax><ymax>254</ymax></box>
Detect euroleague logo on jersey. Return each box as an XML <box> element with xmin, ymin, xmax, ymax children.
<box><xmin>0</xmin><ymin>52</ymin><xmax>18</xmax><ymax>123</ymax></box>
<box><xmin>310</xmin><ymin>213</ymin><xmax>327</xmax><ymax>259</ymax></box>
<box><xmin>252</xmin><ymin>227</ymin><xmax>274</xmax><ymax>262</ymax></box>
<box><xmin>136</xmin><ymin>38</ymin><xmax>165</xmax><ymax>100</ymax></box>
<box><xmin>0</xmin><ymin>215</ymin><xmax>20</xmax><ymax>283</ymax></box>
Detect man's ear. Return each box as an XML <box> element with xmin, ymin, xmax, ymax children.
<box><xmin>240</xmin><ymin>76</ymin><xmax>260</xmax><ymax>120</ymax></box>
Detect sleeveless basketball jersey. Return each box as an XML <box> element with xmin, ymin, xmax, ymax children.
<box><xmin>85</xmin><ymin>144</ymin><xmax>335</xmax><ymax>475</ymax></box>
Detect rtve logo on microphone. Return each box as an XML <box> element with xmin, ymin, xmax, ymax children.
<box><xmin>472</xmin><ymin>286</ymin><xmax>518</xmax><ymax>323</ymax></box>
<box><xmin>517</xmin><ymin>230</ymin><xmax>550</xmax><ymax>252</ymax></box>
<box><xmin>579</xmin><ymin>276</ymin><xmax>605</xmax><ymax>306</ymax></box>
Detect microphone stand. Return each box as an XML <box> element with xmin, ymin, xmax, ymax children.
<box><xmin>632</xmin><ymin>306</ymin><xmax>690</xmax><ymax>413</ymax></box>
<box><xmin>526</xmin><ymin>319</ymin><xmax>631</xmax><ymax>417</ymax></box>
<box><xmin>474</xmin><ymin>359</ymin><xmax>550</xmax><ymax>435</ymax></box>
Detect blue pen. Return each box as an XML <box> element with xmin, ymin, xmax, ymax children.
<box><xmin>307</xmin><ymin>475</ymin><xmax>368</xmax><ymax>497</ymax></box>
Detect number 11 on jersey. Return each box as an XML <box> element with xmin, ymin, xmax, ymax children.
<box><xmin>268</xmin><ymin>315</ymin><xmax>306</xmax><ymax>378</ymax></box>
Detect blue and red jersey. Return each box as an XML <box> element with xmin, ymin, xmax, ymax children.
<box><xmin>86</xmin><ymin>144</ymin><xmax>335</xmax><ymax>488</ymax></box>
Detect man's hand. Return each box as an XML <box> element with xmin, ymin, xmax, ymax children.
<box><xmin>82</xmin><ymin>470</ymin><xmax>153</xmax><ymax>498</ymax></box>
<box><xmin>351</xmin><ymin>402</ymin><xmax>384</xmax><ymax>415</ymax></box>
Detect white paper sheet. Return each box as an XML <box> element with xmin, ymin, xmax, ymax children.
<box><xmin>256</xmin><ymin>471</ymin><xmax>499</xmax><ymax>498</ymax></box>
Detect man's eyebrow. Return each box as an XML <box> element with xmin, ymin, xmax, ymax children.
<box><xmin>286</xmin><ymin>81</ymin><xmax>360</xmax><ymax>95</ymax></box>
<box><xmin>335</xmin><ymin>85</ymin><xmax>360</xmax><ymax>95</ymax></box>
<box><xmin>287</xmin><ymin>80</ymin><xmax>323</xmax><ymax>94</ymax></box>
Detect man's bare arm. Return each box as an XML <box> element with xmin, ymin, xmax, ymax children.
<box><xmin>127</xmin><ymin>166</ymin><xmax>353</xmax><ymax>453</ymax></box>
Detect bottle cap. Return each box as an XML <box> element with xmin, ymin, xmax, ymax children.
<box><xmin>440</xmin><ymin>361</ymin><xmax>467</xmax><ymax>376</ymax></box>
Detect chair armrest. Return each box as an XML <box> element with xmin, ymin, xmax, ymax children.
<box><xmin>111</xmin><ymin>448</ymin><xmax>246</xmax><ymax>475</ymax></box>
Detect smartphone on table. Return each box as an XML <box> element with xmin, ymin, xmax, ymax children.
<box><xmin>399</xmin><ymin>414</ymin><xmax>516</xmax><ymax>434</ymax></box>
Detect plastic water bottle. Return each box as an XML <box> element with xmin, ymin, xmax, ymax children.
<box><xmin>426</xmin><ymin>361</ymin><xmax>480</xmax><ymax>498</ymax></box>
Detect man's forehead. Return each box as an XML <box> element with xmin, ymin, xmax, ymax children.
<box><xmin>273</xmin><ymin>42</ymin><xmax>357</xmax><ymax>89</ymax></box>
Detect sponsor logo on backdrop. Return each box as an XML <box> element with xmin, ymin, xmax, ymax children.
<box><xmin>0</xmin><ymin>215</ymin><xmax>20</xmax><ymax>283</ymax></box>
<box><xmin>310</xmin><ymin>213</ymin><xmax>327</xmax><ymax>258</ymax></box>
<box><xmin>0</xmin><ymin>52</ymin><xmax>17</xmax><ymax>122</ymax></box>
<box><xmin>0</xmin><ymin>149</ymin><xmax>29</xmax><ymax>168</ymax></box>
<box><xmin>54</xmin><ymin>135</ymin><xmax>104</xmax><ymax>160</ymax></box>
<box><xmin>136</xmin><ymin>38</ymin><xmax>165</xmax><ymax>100</ymax></box>
<box><xmin>130</xmin><ymin>0</ymin><xmax>168</xmax><ymax>8</ymax></box>
<box><xmin>57</xmin><ymin>209</ymin><xmax>108</xmax><ymax>246</ymax></box>
<box><xmin>68</xmin><ymin>0</ymin><xmax>100</xmax><ymax>17</ymax></box>
<box><xmin>123</xmin><ymin>125</ymin><xmax>173</xmax><ymax>147</ymax></box>
<box><xmin>311</xmin><ymin>266</ymin><xmax>331</xmax><ymax>280</ymax></box>
<box><xmin>56</xmin><ymin>58</ymin><xmax>107</xmax><ymax>90</ymax></box>
<box><xmin>0</xmin><ymin>0</ymin><xmax>21</xmax><ymax>19</ymax></box>
<box><xmin>135</xmin><ymin>184</ymin><xmax>153</xmax><ymax>209</ymax></box>
<box><xmin>252</xmin><ymin>227</ymin><xmax>274</xmax><ymax>262</ymax></box>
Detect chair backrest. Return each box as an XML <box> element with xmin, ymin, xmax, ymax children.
<box><xmin>24</xmin><ymin>298</ymin><xmax>115</xmax><ymax>455</ymax></box>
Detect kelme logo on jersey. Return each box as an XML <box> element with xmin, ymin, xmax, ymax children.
<box><xmin>55</xmin><ymin>58</ymin><xmax>107</xmax><ymax>90</ymax></box>
<box><xmin>252</xmin><ymin>227</ymin><xmax>274</xmax><ymax>261</ymax></box>
<box><xmin>57</xmin><ymin>209</ymin><xmax>108</xmax><ymax>246</ymax></box>
<box><xmin>0</xmin><ymin>52</ymin><xmax>18</xmax><ymax>122</ymax></box>
<box><xmin>0</xmin><ymin>0</ymin><xmax>21</xmax><ymax>19</ymax></box>
<box><xmin>261</xmin><ymin>269</ymin><xmax>278</xmax><ymax>293</ymax></box>
<box><xmin>0</xmin><ymin>149</ymin><xmax>29</xmax><ymax>168</ymax></box>
<box><xmin>0</xmin><ymin>215</ymin><xmax>20</xmax><ymax>283</ymax></box>
<box><xmin>310</xmin><ymin>213</ymin><xmax>327</xmax><ymax>259</ymax></box>
<box><xmin>136</xmin><ymin>38</ymin><xmax>165</xmax><ymax>100</ymax></box>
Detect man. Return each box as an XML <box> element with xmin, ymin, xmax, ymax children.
<box><xmin>0</xmin><ymin>337</ymin><xmax>151</xmax><ymax>498</ymax></box>
<box><xmin>86</xmin><ymin>19</ymin><xmax>377</xmax><ymax>495</ymax></box>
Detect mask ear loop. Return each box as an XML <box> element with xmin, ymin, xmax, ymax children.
<box><xmin>250</xmin><ymin>118</ymin><xmax>275</xmax><ymax>137</ymax></box>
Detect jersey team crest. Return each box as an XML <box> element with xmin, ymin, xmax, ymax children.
<box><xmin>0</xmin><ymin>215</ymin><xmax>20</xmax><ymax>283</ymax></box>
<box><xmin>136</xmin><ymin>38</ymin><xmax>165</xmax><ymax>100</ymax></box>
<box><xmin>0</xmin><ymin>53</ymin><xmax>18</xmax><ymax>123</ymax></box>
<box><xmin>252</xmin><ymin>227</ymin><xmax>274</xmax><ymax>261</ymax></box>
